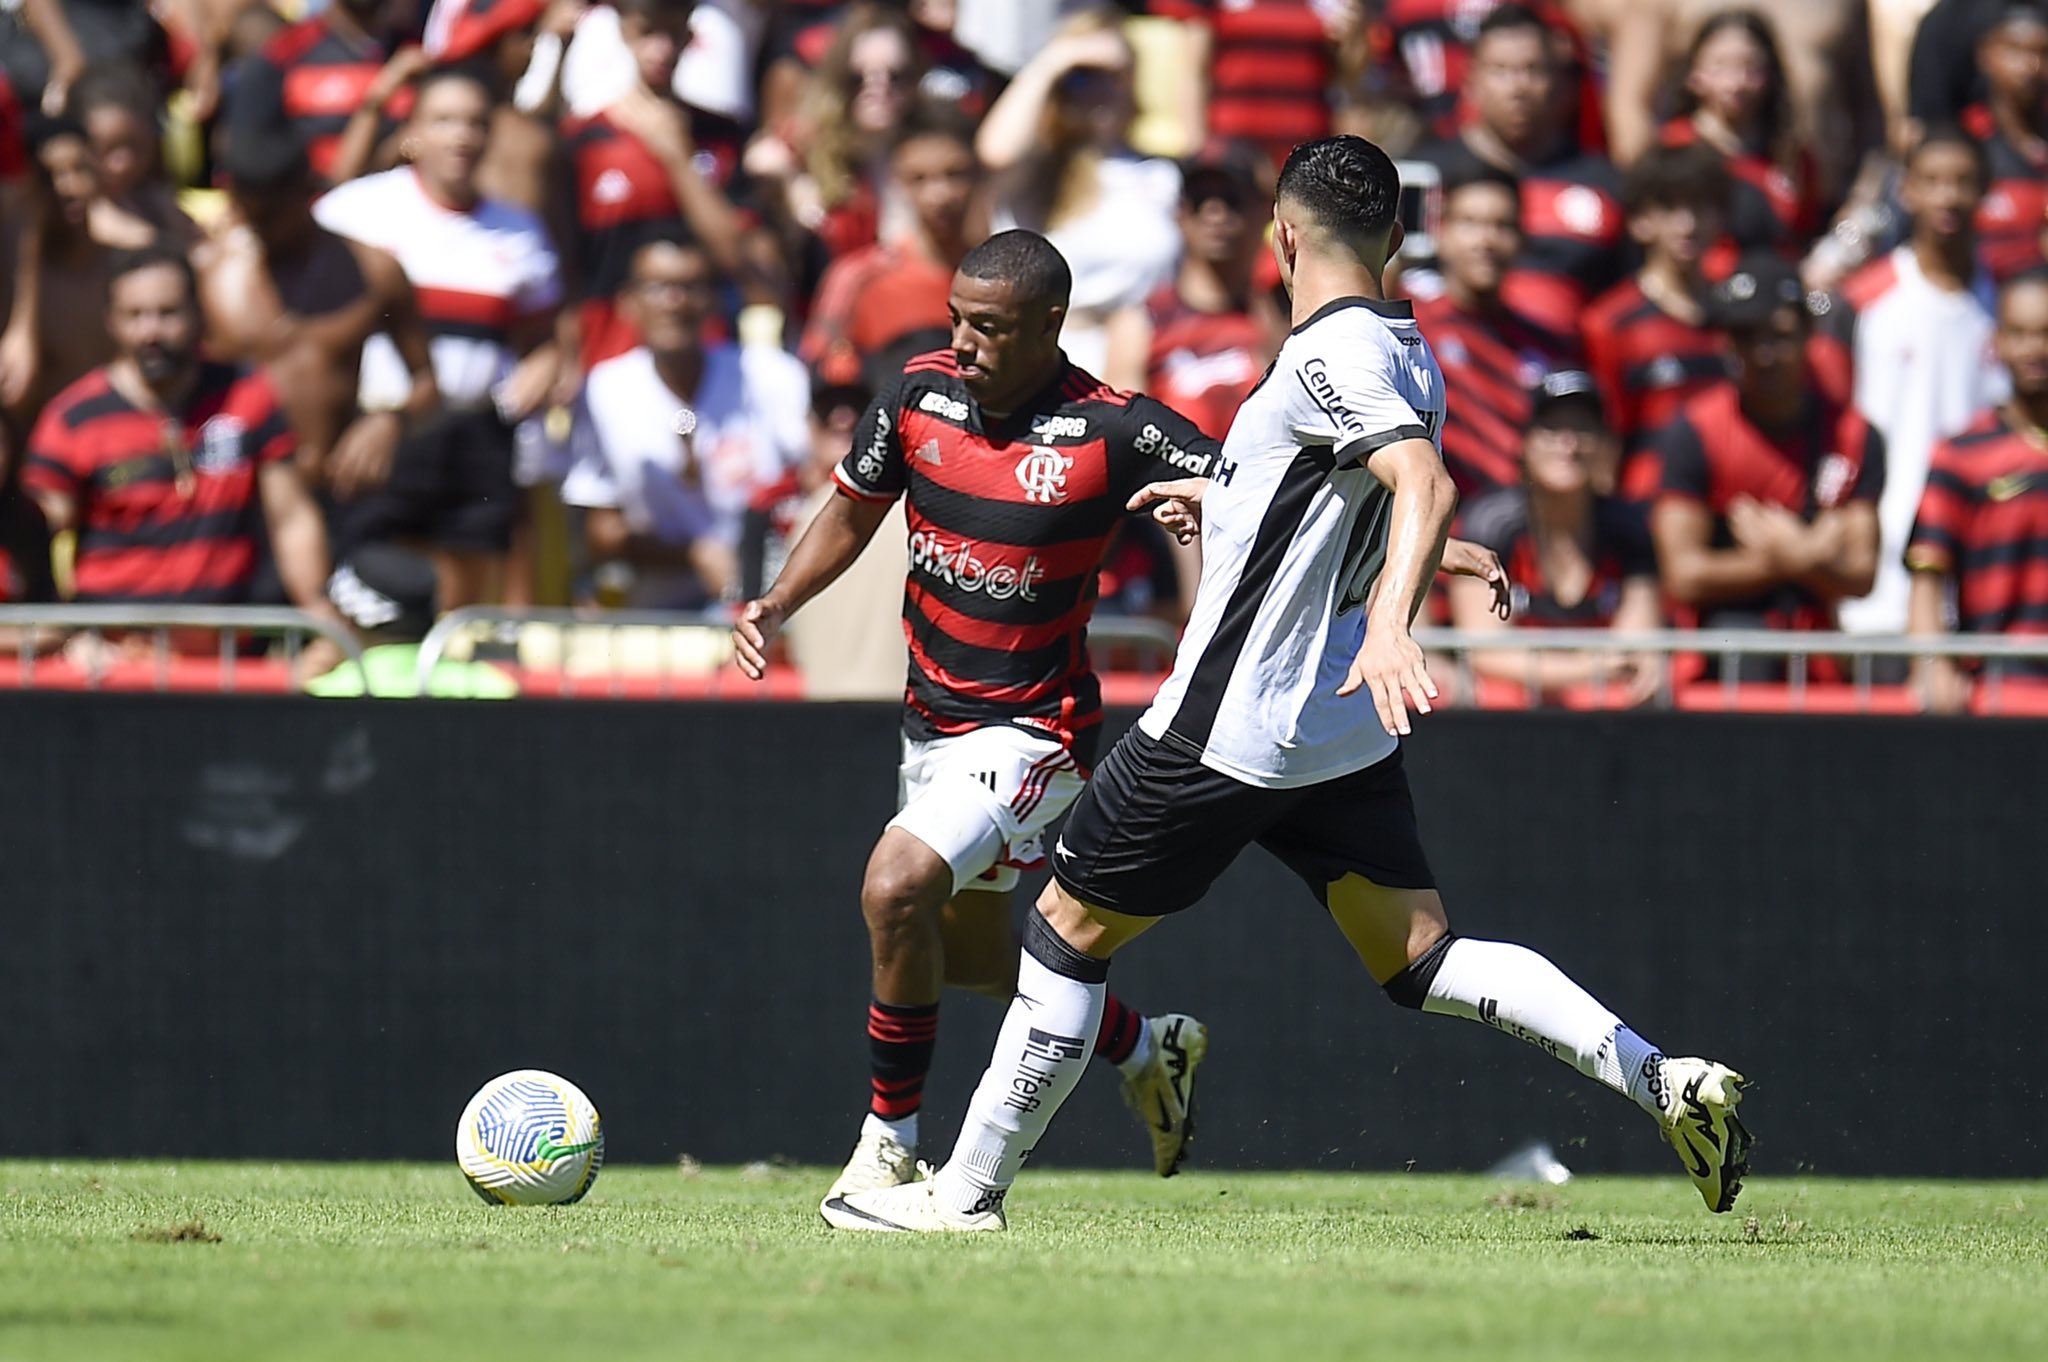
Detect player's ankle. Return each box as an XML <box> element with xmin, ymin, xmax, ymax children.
<box><xmin>863</xmin><ymin>1111</ymin><xmax>918</xmax><ymax>1148</ymax></box>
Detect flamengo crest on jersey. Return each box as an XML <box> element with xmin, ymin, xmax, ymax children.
<box><xmin>1137</xmin><ymin>297</ymin><xmax>1446</xmax><ymax>790</ymax></box>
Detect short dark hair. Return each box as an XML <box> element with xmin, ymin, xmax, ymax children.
<box><xmin>1440</xmin><ymin>163</ymin><xmax>1522</xmax><ymax>214</ymax></box>
<box><xmin>612</xmin><ymin>0</ymin><xmax>695</xmax><ymax>18</ymax></box>
<box><xmin>958</xmin><ymin>229</ymin><xmax>1072</xmax><ymax>308</ymax></box>
<box><xmin>891</xmin><ymin>98</ymin><xmax>977</xmax><ymax>157</ymax></box>
<box><xmin>221</xmin><ymin>127</ymin><xmax>311</xmax><ymax>193</ymax></box>
<box><xmin>1908</xmin><ymin>123</ymin><xmax>1992</xmax><ymax>187</ymax></box>
<box><xmin>67</xmin><ymin>64</ymin><xmax>158</xmax><ymax>124</ymax></box>
<box><xmin>1987</xmin><ymin>1</ymin><xmax>2048</xmax><ymax>37</ymax></box>
<box><xmin>411</xmin><ymin>62</ymin><xmax>500</xmax><ymax>109</ymax></box>
<box><xmin>1622</xmin><ymin>143</ymin><xmax>1730</xmax><ymax>219</ymax></box>
<box><xmin>1276</xmin><ymin>135</ymin><xmax>1401</xmax><ymax>241</ymax></box>
<box><xmin>1474</xmin><ymin>3</ymin><xmax>1553</xmax><ymax>52</ymax></box>
<box><xmin>107</xmin><ymin>243</ymin><xmax>199</xmax><ymax>305</ymax></box>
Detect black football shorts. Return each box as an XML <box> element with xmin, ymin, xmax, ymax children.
<box><xmin>1050</xmin><ymin>727</ymin><xmax>1436</xmax><ymax>917</ymax></box>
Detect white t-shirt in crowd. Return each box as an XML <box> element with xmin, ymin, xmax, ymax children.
<box><xmin>1139</xmin><ymin>297</ymin><xmax>1445</xmax><ymax>789</ymax></box>
<box><xmin>562</xmin><ymin>344</ymin><xmax>810</xmax><ymax>603</ymax></box>
<box><xmin>1840</xmin><ymin>246</ymin><xmax>2009</xmax><ymax>633</ymax></box>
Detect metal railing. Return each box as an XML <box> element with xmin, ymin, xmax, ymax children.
<box><xmin>411</xmin><ymin>607</ymin><xmax>1185</xmax><ymax>697</ymax></box>
<box><xmin>0</xmin><ymin>605</ymin><xmax>369</xmax><ymax>693</ymax></box>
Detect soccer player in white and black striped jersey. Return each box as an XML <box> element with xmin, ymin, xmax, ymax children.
<box><xmin>823</xmin><ymin>135</ymin><xmax>1754</xmax><ymax>1235</ymax></box>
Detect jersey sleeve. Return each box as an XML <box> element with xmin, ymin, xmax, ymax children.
<box><xmin>1846</xmin><ymin>419</ymin><xmax>1886</xmax><ymax>504</ymax></box>
<box><xmin>19</xmin><ymin>401</ymin><xmax>88</xmax><ymax>500</ymax></box>
<box><xmin>242</xmin><ymin>372</ymin><xmax>298</xmax><ymax>466</ymax></box>
<box><xmin>1654</xmin><ymin>417</ymin><xmax>1712</xmax><ymax>505</ymax></box>
<box><xmin>1905</xmin><ymin>442</ymin><xmax>1968</xmax><ymax>576</ymax></box>
<box><xmin>833</xmin><ymin>374</ymin><xmax>909</xmax><ymax>504</ymax></box>
<box><xmin>1112</xmin><ymin>394</ymin><xmax>1227</xmax><ymax>500</ymax></box>
<box><xmin>1288</xmin><ymin>343</ymin><xmax>1432</xmax><ymax>469</ymax></box>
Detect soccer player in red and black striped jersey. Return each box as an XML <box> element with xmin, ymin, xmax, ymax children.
<box><xmin>1582</xmin><ymin>144</ymin><xmax>1732</xmax><ymax>489</ymax></box>
<box><xmin>1412</xmin><ymin>168</ymin><xmax>1580</xmax><ymax>497</ymax></box>
<box><xmin>1409</xmin><ymin>5</ymin><xmax>1625</xmax><ymax>341</ymax></box>
<box><xmin>1961</xmin><ymin>4</ymin><xmax>2048</xmax><ymax>283</ymax></box>
<box><xmin>21</xmin><ymin>248</ymin><xmax>333</xmax><ymax>620</ymax></box>
<box><xmin>1907</xmin><ymin>274</ymin><xmax>2048</xmax><ymax>708</ymax></box>
<box><xmin>1651</xmin><ymin>255</ymin><xmax>1885</xmax><ymax>656</ymax></box>
<box><xmin>733</xmin><ymin>231</ymin><xmax>1224</xmax><ymax>1204</ymax></box>
<box><xmin>554</xmin><ymin>0</ymin><xmax>751</xmax><ymax>370</ymax></box>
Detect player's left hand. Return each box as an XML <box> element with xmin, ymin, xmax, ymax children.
<box><xmin>1127</xmin><ymin>478</ymin><xmax>1207</xmax><ymax>544</ymax></box>
<box><xmin>1338</xmin><ymin>627</ymin><xmax>1437</xmax><ymax>736</ymax></box>
<box><xmin>1437</xmin><ymin>538</ymin><xmax>1510</xmax><ymax>619</ymax></box>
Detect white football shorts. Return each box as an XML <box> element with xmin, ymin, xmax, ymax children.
<box><xmin>886</xmin><ymin>723</ymin><xmax>1086</xmax><ymax>895</ymax></box>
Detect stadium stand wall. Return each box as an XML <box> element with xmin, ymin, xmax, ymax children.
<box><xmin>2</xmin><ymin>696</ymin><xmax>2039</xmax><ymax>1178</ymax></box>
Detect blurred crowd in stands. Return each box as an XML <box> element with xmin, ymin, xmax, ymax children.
<box><xmin>0</xmin><ymin>0</ymin><xmax>2046</xmax><ymax>709</ymax></box>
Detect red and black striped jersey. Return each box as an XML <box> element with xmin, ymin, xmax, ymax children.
<box><xmin>228</xmin><ymin>17</ymin><xmax>409</xmax><ymax>183</ymax></box>
<box><xmin>1414</xmin><ymin>136</ymin><xmax>1627</xmax><ymax>339</ymax></box>
<box><xmin>22</xmin><ymin>364</ymin><xmax>296</xmax><ymax>603</ymax></box>
<box><xmin>1907</xmin><ymin>410</ymin><xmax>2048</xmax><ymax>636</ymax></box>
<box><xmin>1962</xmin><ymin>104</ymin><xmax>2048</xmax><ymax>283</ymax></box>
<box><xmin>1142</xmin><ymin>284</ymin><xmax>1272</xmax><ymax>443</ymax></box>
<box><xmin>1581</xmin><ymin>277</ymin><xmax>1728</xmax><ymax>451</ymax></box>
<box><xmin>1655</xmin><ymin>381</ymin><xmax>1886</xmax><ymax>629</ymax></box>
<box><xmin>1413</xmin><ymin>291</ymin><xmax>1579</xmax><ymax>496</ymax></box>
<box><xmin>1374</xmin><ymin>0</ymin><xmax>1605</xmax><ymax>149</ymax></box>
<box><xmin>1659</xmin><ymin>117</ymin><xmax>1819</xmax><ymax>264</ymax></box>
<box><xmin>1458</xmin><ymin>485</ymin><xmax>1656</xmax><ymax>627</ymax></box>
<box><xmin>0</xmin><ymin>69</ymin><xmax>25</xmax><ymax>182</ymax></box>
<box><xmin>833</xmin><ymin>351</ymin><xmax>1226</xmax><ymax>754</ymax></box>
<box><xmin>559</xmin><ymin>112</ymin><xmax>691</xmax><ymax>369</ymax></box>
<box><xmin>1148</xmin><ymin>0</ymin><xmax>1334</xmax><ymax>167</ymax></box>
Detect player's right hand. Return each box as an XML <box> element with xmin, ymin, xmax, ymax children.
<box><xmin>1337</xmin><ymin>628</ymin><xmax>1437</xmax><ymax>737</ymax></box>
<box><xmin>732</xmin><ymin>599</ymin><xmax>786</xmax><ymax>681</ymax></box>
<box><xmin>1127</xmin><ymin>478</ymin><xmax>1207</xmax><ymax>544</ymax></box>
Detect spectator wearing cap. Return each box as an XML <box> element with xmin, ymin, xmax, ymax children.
<box><xmin>1450</xmin><ymin>371</ymin><xmax>1664</xmax><ymax>706</ymax></box>
<box><xmin>797</xmin><ymin>101</ymin><xmax>979</xmax><ymax>382</ymax></box>
<box><xmin>1839</xmin><ymin>127</ymin><xmax>2007</xmax><ymax>636</ymax></box>
<box><xmin>1103</xmin><ymin>151</ymin><xmax>1283</xmax><ymax>442</ymax></box>
<box><xmin>1906</xmin><ymin>273</ymin><xmax>2048</xmax><ymax>710</ymax></box>
<box><xmin>554</xmin><ymin>0</ymin><xmax>754</xmax><ymax>371</ymax></box>
<box><xmin>312</xmin><ymin>66</ymin><xmax>568</xmax><ymax>610</ymax></box>
<box><xmin>562</xmin><ymin>238</ymin><xmax>809</xmax><ymax>609</ymax></box>
<box><xmin>310</xmin><ymin>541</ymin><xmax>519</xmax><ymax>697</ymax></box>
<box><xmin>21</xmin><ymin>247</ymin><xmax>334</xmax><ymax>623</ymax></box>
<box><xmin>1657</xmin><ymin>9</ymin><xmax>1820</xmax><ymax>262</ymax></box>
<box><xmin>1409</xmin><ymin>5</ymin><xmax>1625</xmax><ymax>341</ymax></box>
<box><xmin>1959</xmin><ymin>2</ymin><xmax>2048</xmax><ymax>282</ymax></box>
<box><xmin>1412</xmin><ymin>168</ymin><xmax>1582</xmax><ymax>498</ymax></box>
<box><xmin>1582</xmin><ymin>144</ymin><xmax>1732</xmax><ymax>489</ymax></box>
<box><xmin>226</xmin><ymin>0</ymin><xmax>413</xmax><ymax>185</ymax></box>
<box><xmin>1652</xmin><ymin>254</ymin><xmax>1886</xmax><ymax>653</ymax></box>
<box><xmin>977</xmin><ymin>10</ymin><xmax>1181</xmax><ymax>377</ymax></box>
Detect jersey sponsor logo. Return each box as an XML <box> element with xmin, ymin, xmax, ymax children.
<box><xmin>856</xmin><ymin>407</ymin><xmax>892</xmax><ymax>481</ymax></box>
<box><xmin>592</xmin><ymin>168</ymin><xmax>633</xmax><ymax>205</ymax></box>
<box><xmin>1299</xmin><ymin>356</ymin><xmax>1368</xmax><ymax>439</ymax></box>
<box><xmin>1553</xmin><ymin>185</ymin><xmax>1610</xmax><ymax>238</ymax></box>
<box><xmin>1134</xmin><ymin>421</ymin><xmax>1215</xmax><ymax>477</ymax></box>
<box><xmin>919</xmin><ymin>390</ymin><xmax>971</xmax><ymax>422</ymax></box>
<box><xmin>195</xmin><ymin>416</ymin><xmax>247</xmax><ymax>475</ymax></box>
<box><xmin>1014</xmin><ymin>446</ymin><xmax>1073</xmax><ymax>504</ymax></box>
<box><xmin>908</xmin><ymin>528</ymin><xmax>1046</xmax><ymax>600</ymax></box>
<box><xmin>1030</xmin><ymin>414</ymin><xmax>1088</xmax><ymax>440</ymax></box>
<box><xmin>1989</xmin><ymin>472</ymin><xmax>2036</xmax><ymax>502</ymax></box>
<box><xmin>1003</xmin><ymin>1028</ymin><xmax>1087</xmax><ymax>1115</ymax></box>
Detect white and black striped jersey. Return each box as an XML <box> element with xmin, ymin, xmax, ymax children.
<box><xmin>1137</xmin><ymin>296</ymin><xmax>1445</xmax><ymax>788</ymax></box>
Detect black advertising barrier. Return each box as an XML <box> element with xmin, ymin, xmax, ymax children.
<box><xmin>0</xmin><ymin>694</ymin><xmax>2041</xmax><ymax>1178</ymax></box>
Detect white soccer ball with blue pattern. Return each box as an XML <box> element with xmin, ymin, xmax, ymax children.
<box><xmin>456</xmin><ymin>1070</ymin><xmax>605</xmax><ymax>1205</ymax></box>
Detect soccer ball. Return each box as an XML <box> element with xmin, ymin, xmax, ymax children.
<box><xmin>455</xmin><ymin>1069</ymin><xmax>605</xmax><ymax>1205</ymax></box>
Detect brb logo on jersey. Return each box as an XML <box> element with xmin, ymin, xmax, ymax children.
<box><xmin>920</xmin><ymin>390</ymin><xmax>971</xmax><ymax>422</ymax></box>
<box><xmin>1015</xmin><ymin>446</ymin><xmax>1073</xmax><ymax>504</ymax></box>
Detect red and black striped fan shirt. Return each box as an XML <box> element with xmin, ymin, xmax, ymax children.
<box><xmin>1658</xmin><ymin>117</ymin><xmax>1819</xmax><ymax>264</ymax></box>
<box><xmin>1142</xmin><ymin>283</ymin><xmax>1272</xmax><ymax>443</ymax></box>
<box><xmin>1908</xmin><ymin>410</ymin><xmax>2048</xmax><ymax>638</ymax></box>
<box><xmin>1149</xmin><ymin>0</ymin><xmax>1334</xmax><ymax>167</ymax></box>
<box><xmin>1963</xmin><ymin>104</ymin><xmax>2048</xmax><ymax>283</ymax></box>
<box><xmin>559</xmin><ymin>112</ymin><xmax>692</xmax><ymax>369</ymax></box>
<box><xmin>1581</xmin><ymin>277</ymin><xmax>1728</xmax><ymax>452</ymax></box>
<box><xmin>832</xmin><ymin>351</ymin><xmax>1226</xmax><ymax>758</ymax></box>
<box><xmin>22</xmin><ymin>365</ymin><xmax>296</xmax><ymax>603</ymax></box>
<box><xmin>1414</xmin><ymin>291</ymin><xmax>1580</xmax><ymax>496</ymax></box>
<box><xmin>1376</xmin><ymin>0</ymin><xmax>1606</xmax><ymax>149</ymax></box>
<box><xmin>229</xmin><ymin>17</ymin><xmax>409</xmax><ymax>183</ymax></box>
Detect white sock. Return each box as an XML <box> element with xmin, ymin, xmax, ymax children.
<box><xmin>933</xmin><ymin>928</ymin><xmax>1105</xmax><ymax>1216</ymax></box>
<box><xmin>863</xmin><ymin>1110</ymin><xmax>917</xmax><ymax>1149</ymax></box>
<box><xmin>1113</xmin><ymin>1019</ymin><xmax>1154</xmax><ymax>1080</ymax></box>
<box><xmin>1420</xmin><ymin>937</ymin><xmax>1668</xmax><ymax>1119</ymax></box>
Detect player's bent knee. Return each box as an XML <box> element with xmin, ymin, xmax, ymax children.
<box><xmin>860</xmin><ymin>836</ymin><xmax>952</xmax><ymax>928</ymax></box>
<box><xmin>1382</xmin><ymin>931</ymin><xmax>1458</xmax><ymax>1010</ymax></box>
<box><xmin>1023</xmin><ymin>905</ymin><xmax>1110</xmax><ymax>983</ymax></box>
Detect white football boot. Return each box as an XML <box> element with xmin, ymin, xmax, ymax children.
<box><xmin>1120</xmin><ymin>1013</ymin><xmax>1208</xmax><ymax>1177</ymax></box>
<box><xmin>823</xmin><ymin>1118</ymin><xmax>917</xmax><ymax>1201</ymax></box>
<box><xmin>1654</xmin><ymin>1058</ymin><xmax>1753</xmax><ymax>1213</ymax></box>
<box><xmin>822</xmin><ymin>1173</ymin><xmax>1007</xmax><ymax>1233</ymax></box>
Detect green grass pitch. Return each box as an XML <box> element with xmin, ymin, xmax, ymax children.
<box><xmin>2</xmin><ymin>1162</ymin><xmax>2042</xmax><ymax>1362</ymax></box>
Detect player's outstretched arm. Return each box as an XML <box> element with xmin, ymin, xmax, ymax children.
<box><xmin>732</xmin><ymin>492</ymin><xmax>893</xmax><ymax>679</ymax></box>
<box><xmin>1126</xmin><ymin>478</ymin><xmax>1207</xmax><ymax>544</ymax></box>
<box><xmin>1340</xmin><ymin>438</ymin><xmax>1458</xmax><ymax>736</ymax></box>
